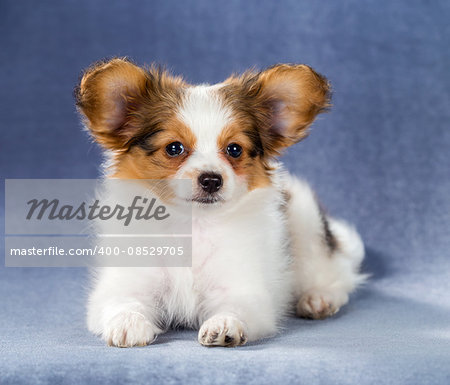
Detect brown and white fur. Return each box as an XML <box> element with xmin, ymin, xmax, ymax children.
<box><xmin>76</xmin><ymin>58</ymin><xmax>366</xmax><ymax>348</ymax></box>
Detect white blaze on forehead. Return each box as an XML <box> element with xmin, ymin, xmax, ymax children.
<box><xmin>177</xmin><ymin>85</ymin><xmax>232</xmax><ymax>153</ymax></box>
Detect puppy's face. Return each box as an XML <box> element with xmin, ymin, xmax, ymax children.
<box><xmin>76</xmin><ymin>59</ymin><xmax>330</xmax><ymax>209</ymax></box>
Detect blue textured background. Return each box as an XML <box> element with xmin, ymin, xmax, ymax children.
<box><xmin>1</xmin><ymin>1</ymin><xmax>449</xmax><ymax>384</ymax></box>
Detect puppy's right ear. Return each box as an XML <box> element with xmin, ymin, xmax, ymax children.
<box><xmin>75</xmin><ymin>58</ymin><xmax>148</xmax><ymax>150</ymax></box>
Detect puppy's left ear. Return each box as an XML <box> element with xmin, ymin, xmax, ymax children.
<box><xmin>260</xmin><ymin>64</ymin><xmax>330</xmax><ymax>142</ymax></box>
<box><xmin>226</xmin><ymin>64</ymin><xmax>330</xmax><ymax>155</ymax></box>
<box><xmin>258</xmin><ymin>64</ymin><xmax>331</xmax><ymax>150</ymax></box>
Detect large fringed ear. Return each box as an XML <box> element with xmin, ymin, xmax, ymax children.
<box><xmin>257</xmin><ymin>64</ymin><xmax>331</xmax><ymax>147</ymax></box>
<box><xmin>76</xmin><ymin>58</ymin><xmax>150</xmax><ymax>150</ymax></box>
<box><xmin>224</xmin><ymin>64</ymin><xmax>331</xmax><ymax>156</ymax></box>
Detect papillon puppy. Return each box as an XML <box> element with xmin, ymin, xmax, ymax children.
<box><xmin>76</xmin><ymin>58</ymin><xmax>366</xmax><ymax>347</ymax></box>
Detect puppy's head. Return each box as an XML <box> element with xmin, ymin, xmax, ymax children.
<box><xmin>76</xmin><ymin>58</ymin><xmax>330</xmax><ymax>209</ymax></box>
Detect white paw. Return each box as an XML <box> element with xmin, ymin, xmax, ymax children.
<box><xmin>103</xmin><ymin>311</ymin><xmax>157</xmax><ymax>347</ymax></box>
<box><xmin>296</xmin><ymin>290</ymin><xmax>349</xmax><ymax>320</ymax></box>
<box><xmin>198</xmin><ymin>314</ymin><xmax>248</xmax><ymax>347</ymax></box>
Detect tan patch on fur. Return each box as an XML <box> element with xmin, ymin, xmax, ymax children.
<box><xmin>111</xmin><ymin>116</ymin><xmax>197</xmax><ymax>203</ymax></box>
<box><xmin>218</xmin><ymin>120</ymin><xmax>271</xmax><ymax>191</ymax></box>
<box><xmin>112</xmin><ymin>116</ymin><xmax>196</xmax><ymax>179</ymax></box>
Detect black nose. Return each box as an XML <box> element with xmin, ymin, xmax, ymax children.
<box><xmin>198</xmin><ymin>173</ymin><xmax>223</xmax><ymax>193</ymax></box>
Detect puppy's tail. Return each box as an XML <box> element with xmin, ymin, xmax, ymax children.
<box><xmin>328</xmin><ymin>218</ymin><xmax>368</xmax><ymax>286</ymax></box>
<box><xmin>283</xmin><ymin>173</ymin><xmax>368</xmax><ymax>295</ymax></box>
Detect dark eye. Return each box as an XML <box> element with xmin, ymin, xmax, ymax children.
<box><xmin>166</xmin><ymin>142</ymin><xmax>185</xmax><ymax>157</ymax></box>
<box><xmin>226</xmin><ymin>143</ymin><xmax>242</xmax><ymax>158</ymax></box>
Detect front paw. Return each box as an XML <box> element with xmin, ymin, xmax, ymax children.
<box><xmin>103</xmin><ymin>311</ymin><xmax>157</xmax><ymax>347</ymax></box>
<box><xmin>198</xmin><ymin>315</ymin><xmax>248</xmax><ymax>347</ymax></box>
<box><xmin>296</xmin><ymin>290</ymin><xmax>349</xmax><ymax>320</ymax></box>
